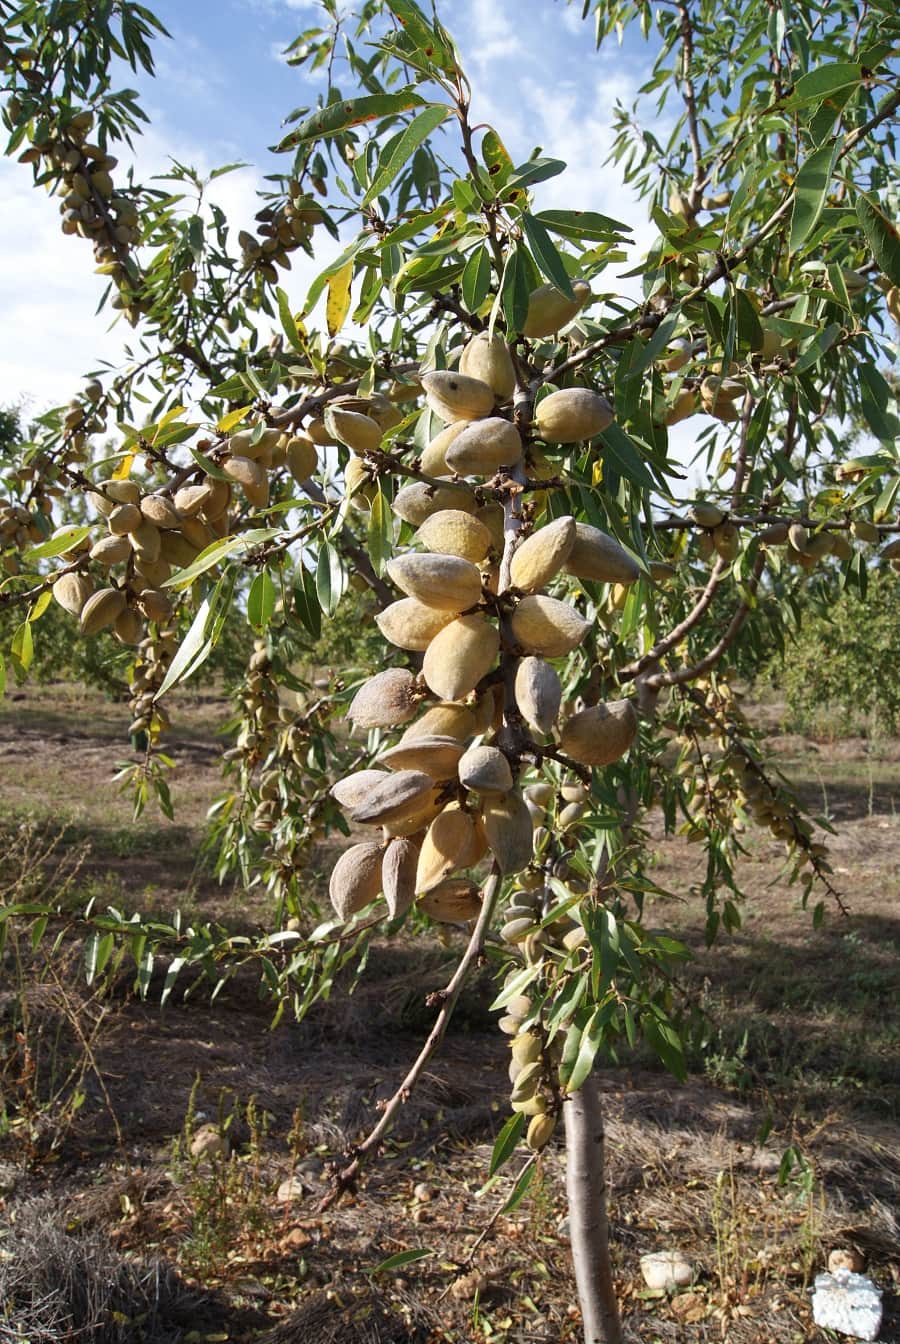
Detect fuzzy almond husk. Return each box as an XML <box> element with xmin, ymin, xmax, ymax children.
<box><xmin>457</xmin><ymin>744</ymin><xmax>513</xmax><ymax>795</ymax></box>
<box><xmin>392</xmin><ymin>479</ymin><xmax>477</xmax><ymax>526</ymax></box>
<box><xmin>325</xmin><ymin>406</ymin><xmax>382</xmax><ymax>454</ymax></box>
<box><xmin>522</xmin><ymin>280</ymin><xmax>591</xmax><ymax>339</ymax></box>
<box><xmin>420</xmin><ymin>422</ymin><xmax>468</xmax><ymax>475</ymax></box>
<box><xmin>689</xmin><ymin>502</ymin><xmax>726</xmax><ymax>529</ymax></box>
<box><xmin>347</xmin><ymin>668</ymin><xmax>419</xmax><ymax>729</ymax></box>
<box><xmin>376</xmin><ymin>598</ymin><xmax>456</xmax><ymax>652</ymax></box>
<box><xmin>759</xmin><ymin>522</ymin><xmax>789</xmax><ymax>545</ymax></box>
<box><xmin>137</xmin><ymin>588</ymin><xmax>173</xmax><ymax>623</ymax></box>
<box><xmin>414</xmin><ymin>510</ymin><xmax>492</xmax><ymax>563</ymax></box>
<box><xmin>382</xmin><ymin>837</ymin><xmax>419</xmax><ymax>919</ymax></box>
<box><xmin>79</xmin><ymin>586</ymin><xmax>126</xmax><ymax>635</ymax></box>
<box><xmin>560</xmin><ymin>698</ymin><xmax>638</xmax><ymax>767</ymax></box>
<box><xmin>329</xmin><ymin>841</ymin><xmax>384</xmax><ymax>920</ymax></box>
<box><xmin>286</xmin><ymin>434</ymin><xmax>317</xmax><ymax>484</ymax></box>
<box><xmin>712</xmin><ymin>521</ymin><xmax>740</xmax><ymax>560</ymax></box>
<box><xmin>416</xmin><ymin>806</ymin><xmax>478</xmax><ymax>892</ymax></box>
<box><xmin>563</xmin><ymin>523</ymin><xmax>640</xmax><ymax>585</ymax></box>
<box><xmin>515</xmin><ymin>656</ymin><xmax>562</xmax><ymax>735</ymax></box>
<box><xmin>348</xmin><ymin>770</ymin><xmax>436</xmax><ymax>827</ymax></box>
<box><xmin>331</xmin><ymin>769</ymin><xmax>391</xmax><ymax>810</ymax></box>
<box><xmin>459</xmin><ymin>331</ymin><xmax>516</xmax><ymax>400</ymax></box>
<box><xmin>420</xmin><ymin>369</ymin><xmax>495</xmax><ymax>422</ymax></box>
<box><xmin>481</xmin><ymin>791</ymin><xmax>533</xmax><ymax>874</ymax></box>
<box><xmin>90</xmin><ymin>535</ymin><xmax>132</xmax><ymax>566</ymax></box>
<box><xmin>399</xmin><ymin>701</ymin><xmax>477</xmax><ymax>743</ymax></box>
<box><xmin>173</xmin><ymin>483</ymin><xmax>213</xmax><ymax>518</ymax></box>
<box><xmin>444</xmin><ymin>416</ymin><xmax>522</xmax><ymax>476</ymax></box>
<box><xmin>376</xmin><ymin>735</ymin><xmax>465</xmax><ymax>779</ymax></box>
<box><xmin>223</xmin><ymin>455</ymin><xmax>269</xmax><ymax>509</ymax></box>
<box><xmin>851</xmin><ymin>520</ymin><xmax>879</xmax><ymax>544</ymax></box>
<box><xmin>113</xmin><ymin>606</ymin><xmax>142</xmax><ymax>645</ymax></box>
<box><xmin>128</xmin><ymin>520</ymin><xmax>161</xmax><ymax>563</ymax></box>
<box><xmin>510</xmin><ymin>595</ymin><xmax>591</xmax><ymax>657</ymax></box>
<box><xmin>379</xmin><ymin>786</ymin><xmax>445</xmax><ymax>838</ymax></box>
<box><xmin>527</xmin><ymin>1112</ymin><xmax>557</xmax><ymax>1151</ymax></box>
<box><xmin>418</xmin><ymin>878</ymin><xmax>482</xmax><ymax>923</ymax></box>
<box><xmin>52</xmin><ymin>571</ymin><xmax>93</xmax><ymax>617</ymax></box>
<box><xmin>387</xmin><ymin>553</ymin><xmax>483</xmax><ymax>611</ymax></box>
<box><xmin>881</xmin><ymin>537</ymin><xmax>900</xmax><ymax>560</ymax></box>
<box><xmin>510</xmin><ymin>515</ymin><xmax>576</xmax><ymax>591</ymax></box>
<box><xmin>140</xmin><ymin>494</ymin><xmax>181</xmax><ymax>530</ymax></box>
<box><xmin>534</xmin><ymin>388</ymin><xmax>613</xmax><ymax>443</ymax></box>
<box><xmin>107</xmin><ymin>502</ymin><xmax>142</xmax><ymax>536</ymax></box>
<box><xmin>422</xmin><ymin>614</ymin><xmax>499</xmax><ymax>701</ymax></box>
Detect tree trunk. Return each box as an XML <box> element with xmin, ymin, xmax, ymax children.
<box><xmin>564</xmin><ymin>1075</ymin><xmax>625</xmax><ymax>1344</ymax></box>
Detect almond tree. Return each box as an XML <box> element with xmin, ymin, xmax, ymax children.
<box><xmin>1</xmin><ymin>1</ymin><xmax>898</xmax><ymax>1338</ymax></box>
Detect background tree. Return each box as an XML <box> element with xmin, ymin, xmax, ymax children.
<box><xmin>1</xmin><ymin>0</ymin><xmax>898</xmax><ymax>1338</ymax></box>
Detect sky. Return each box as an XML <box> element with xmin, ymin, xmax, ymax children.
<box><xmin>0</xmin><ymin>0</ymin><xmax>668</xmax><ymax>419</ymax></box>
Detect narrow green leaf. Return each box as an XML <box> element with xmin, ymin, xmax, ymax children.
<box><xmin>163</xmin><ymin>529</ymin><xmax>279</xmax><ymax>589</ymax></box>
<box><xmin>625</xmin><ymin>311</ymin><xmax>679</xmax><ymax>380</ymax></box>
<box><xmin>520</xmin><ymin>212</ymin><xmax>574</xmax><ymax>299</ymax></box>
<box><xmin>216</xmin><ymin>404</ymin><xmax>254</xmax><ymax>434</ymax></box>
<box><xmin>275</xmin><ymin>288</ymin><xmax>305</xmax><ymax>352</ymax></box>
<box><xmin>25</xmin><ymin>525</ymin><xmax>93</xmax><ymax>561</ymax></box>
<box><xmin>481</xmin><ymin>128</ymin><xmax>513</xmax><ymax>189</ymax></box>
<box><xmin>155</xmin><ymin>583</ymin><xmax>223</xmax><ymax>699</ymax></box>
<box><xmin>501</xmin><ymin>243</ymin><xmax>530</xmax><ymax>334</ymax></box>
<box><xmin>367</xmin><ymin>488</ymin><xmax>392</xmax><ymax>577</ymax></box>
<box><xmin>247</xmin><ymin>569</ymin><xmax>276</xmax><ymax>630</ymax></box>
<box><xmin>489</xmin><ymin>1111</ymin><xmax>525</xmax><ymax>1177</ymax></box>
<box><xmin>856</xmin><ymin>190</ymin><xmax>900</xmax><ymax>287</ymax></box>
<box><xmin>369</xmin><ymin>1247</ymin><xmax>433</xmax><ymax>1275</ymax></box>
<box><xmin>461</xmin><ymin>246</ymin><xmax>492</xmax><ymax>311</ymax></box>
<box><xmin>534</xmin><ymin>208</ymin><xmax>630</xmax><ymax>241</ymax></box>
<box><xmin>11</xmin><ymin>620</ymin><xmax>33</xmax><ymax>673</ymax></box>
<box><xmin>788</xmin><ymin>62</ymin><xmax>862</xmax><ymax>105</ymax></box>
<box><xmin>277</xmin><ymin>89</ymin><xmax>424</xmax><ymax>150</ymax></box>
<box><xmin>362</xmin><ymin>105</ymin><xmax>449</xmax><ymax>207</ymax></box>
<box><xmin>598</xmin><ymin>425</ymin><xmax>658</xmax><ymax>490</ymax></box>
<box><xmin>500</xmin><ymin>1160</ymin><xmax>537</xmax><ymax>1214</ymax></box>
<box><xmin>293</xmin><ymin>567</ymin><xmax>322</xmax><ymax>639</ymax></box>
<box><xmin>315</xmin><ymin>541</ymin><xmax>346</xmax><ymax>618</ymax></box>
<box><xmin>564</xmin><ymin>1007</ymin><xmax>606</xmax><ymax>1093</ymax></box>
<box><xmin>789</xmin><ymin>142</ymin><xmax>837</xmax><ymax>253</ymax></box>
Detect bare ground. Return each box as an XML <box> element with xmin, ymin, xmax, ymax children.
<box><xmin>1</xmin><ymin>686</ymin><xmax>898</xmax><ymax>1342</ymax></box>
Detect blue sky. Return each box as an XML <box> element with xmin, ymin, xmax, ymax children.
<box><xmin>0</xmin><ymin>0</ymin><xmax>666</xmax><ymax>414</ymax></box>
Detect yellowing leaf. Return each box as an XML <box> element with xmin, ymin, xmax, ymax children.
<box><xmin>217</xmin><ymin>404</ymin><xmax>254</xmax><ymax>434</ymax></box>
<box><xmin>112</xmin><ymin>453</ymin><xmax>134</xmax><ymax>480</ymax></box>
<box><xmin>326</xmin><ymin>260</ymin><xmax>354</xmax><ymax>337</ymax></box>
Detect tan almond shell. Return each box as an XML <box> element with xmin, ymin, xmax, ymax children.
<box><xmin>481</xmin><ymin>791</ymin><xmax>534</xmax><ymax>874</ymax></box>
<box><xmin>416</xmin><ymin>806</ymin><xmax>477</xmax><ymax>892</ymax></box>
<box><xmin>444</xmin><ymin>416</ymin><xmax>522</xmax><ymax>476</ymax></box>
<box><xmin>79</xmin><ymin>586</ymin><xmax>126</xmax><ymax>635</ymax></box>
<box><xmin>420</xmin><ymin>421</ymin><xmax>468</xmax><ymax>475</ymax></box>
<box><xmin>52</xmin><ymin>571</ymin><xmax>93</xmax><ymax>616</ymax></box>
<box><xmin>376</xmin><ymin>598</ymin><xmax>456</xmax><ymax>652</ymax></box>
<box><xmin>418</xmin><ymin>878</ymin><xmax>483</xmax><ymax>923</ymax></box>
<box><xmin>514</xmin><ymin>656</ymin><xmax>562</xmax><ymax>735</ymax></box>
<box><xmin>329</xmin><ymin>841</ymin><xmax>384</xmax><ymax>920</ymax></box>
<box><xmin>392</xmin><ymin>479</ymin><xmax>478</xmax><ymax>525</ymax></box>
<box><xmin>399</xmin><ymin>702</ymin><xmax>477</xmax><ymax>743</ymax></box>
<box><xmin>458</xmin><ymin>332</ymin><xmax>516</xmax><ymax>401</ymax></box>
<box><xmin>422</xmin><ymin>614</ymin><xmax>499</xmax><ymax>701</ymax></box>
<box><xmin>347</xmin><ymin>668</ymin><xmax>418</xmax><ymax>729</ymax></box>
<box><xmin>140</xmin><ymin>494</ymin><xmax>181</xmax><ymax>530</ymax></box>
<box><xmin>414</xmin><ymin>510</ymin><xmax>492</xmax><ymax>562</ymax></box>
<box><xmin>331</xmin><ymin>768</ymin><xmax>391</xmax><ymax>809</ymax></box>
<box><xmin>564</xmin><ymin>523</ymin><xmax>641</xmax><ymax>584</ymax></box>
<box><xmin>535</xmin><ymin>388</ymin><xmax>613</xmax><ymax>443</ymax></box>
<box><xmin>382</xmin><ymin>837</ymin><xmax>420</xmax><ymax>919</ymax></box>
<box><xmin>510</xmin><ymin>595</ymin><xmax>591</xmax><ymax>657</ymax></box>
<box><xmin>457</xmin><ymin>744</ymin><xmax>513</xmax><ymax>795</ymax></box>
<box><xmin>375</xmin><ymin>735</ymin><xmax>465</xmax><ymax>778</ymax></box>
<box><xmin>559</xmin><ymin>699</ymin><xmax>638</xmax><ymax>767</ymax></box>
<box><xmin>325</xmin><ymin>406</ymin><xmax>382</xmax><ymax>454</ymax></box>
<box><xmin>420</xmin><ymin>370</ymin><xmax>495</xmax><ymax>422</ymax></box>
<box><xmin>386</xmin><ymin>553</ymin><xmax>482</xmax><ymax>611</ymax></box>
<box><xmin>509</xmin><ymin>515</ymin><xmax>576</xmax><ymax>591</ymax></box>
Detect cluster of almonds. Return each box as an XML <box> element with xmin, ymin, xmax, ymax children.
<box><xmin>323</xmin><ymin>319</ymin><xmax>644</xmax><ymax>999</ymax></box>
<box><xmin>688</xmin><ymin>501</ymin><xmax>900</xmax><ymax>571</ymax></box>
<box><xmin>238</xmin><ymin>183</ymin><xmax>323</xmax><ymax>285</ymax></box>
<box><xmin>128</xmin><ymin>628</ymin><xmax>178</xmax><ymax>740</ymax></box>
<box><xmin>15</xmin><ymin>108</ymin><xmax>142</xmax><ymax>318</ymax></box>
